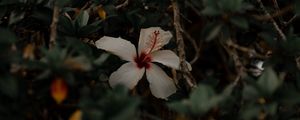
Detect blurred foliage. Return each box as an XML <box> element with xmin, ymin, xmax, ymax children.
<box><xmin>0</xmin><ymin>0</ymin><xmax>300</xmax><ymax>119</ymax></box>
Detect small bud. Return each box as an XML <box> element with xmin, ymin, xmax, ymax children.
<box><xmin>50</xmin><ymin>78</ymin><xmax>68</xmax><ymax>104</ymax></box>
<box><xmin>69</xmin><ymin>109</ymin><xmax>82</xmax><ymax>120</ymax></box>
<box><xmin>97</xmin><ymin>7</ymin><xmax>106</xmax><ymax>19</ymax></box>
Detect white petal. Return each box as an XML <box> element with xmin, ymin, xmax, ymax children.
<box><xmin>109</xmin><ymin>62</ymin><xmax>145</xmax><ymax>89</ymax></box>
<box><xmin>151</xmin><ymin>50</ymin><xmax>193</xmax><ymax>71</ymax></box>
<box><xmin>256</xmin><ymin>60</ymin><xmax>264</xmax><ymax>70</ymax></box>
<box><xmin>146</xmin><ymin>63</ymin><xmax>177</xmax><ymax>100</ymax></box>
<box><xmin>185</xmin><ymin>61</ymin><xmax>192</xmax><ymax>71</ymax></box>
<box><xmin>95</xmin><ymin>36</ymin><xmax>137</xmax><ymax>61</ymax></box>
<box><xmin>151</xmin><ymin>50</ymin><xmax>180</xmax><ymax>69</ymax></box>
<box><xmin>138</xmin><ymin>27</ymin><xmax>172</xmax><ymax>54</ymax></box>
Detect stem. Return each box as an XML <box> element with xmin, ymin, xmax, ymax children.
<box><xmin>257</xmin><ymin>0</ymin><xmax>287</xmax><ymax>41</ymax></box>
<box><xmin>49</xmin><ymin>3</ymin><xmax>60</xmax><ymax>49</ymax></box>
<box><xmin>171</xmin><ymin>0</ymin><xmax>196</xmax><ymax>88</ymax></box>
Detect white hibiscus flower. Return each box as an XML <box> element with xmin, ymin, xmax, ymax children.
<box><xmin>95</xmin><ymin>27</ymin><xmax>188</xmax><ymax>99</ymax></box>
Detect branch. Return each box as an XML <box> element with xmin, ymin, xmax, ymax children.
<box><xmin>182</xmin><ymin>30</ymin><xmax>202</xmax><ymax>64</ymax></box>
<box><xmin>222</xmin><ymin>39</ymin><xmax>245</xmax><ymax>86</ymax></box>
<box><xmin>296</xmin><ymin>56</ymin><xmax>300</xmax><ymax>70</ymax></box>
<box><xmin>226</xmin><ymin>40</ymin><xmax>267</xmax><ymax>59</ymax></box>
<box><xmin>49</xmin><ymin>4</ymin><xmax>60</xmax><ymax>49</ymax></box>
<box><xmin>171</xmin><ymin>0</ymin><xmax>196</xmax><ymax>88</ymax></box>
<box><xmin>252</xmin><ymin>5</ymin><xmax>293</xmax><ymax>21</ymax></box>
<box><xmin>116</xmin><ymin>0</ymin><xmax>129</xmax><ymax>9</ymax></box>
<box><xmin>284</xmin><ymin>14</ymin><xmax>298</xmax><ymax>26</ymax></box>
<box><xmin>256</xmin><ymin>0</ymin><xmax>287</xmax><ymax>41</ymax></box>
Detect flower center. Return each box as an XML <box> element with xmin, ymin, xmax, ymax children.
<box><xmin>134</xmin><ymin>52</ymin><xmax>152</xmax><ymax>69</ymax></box>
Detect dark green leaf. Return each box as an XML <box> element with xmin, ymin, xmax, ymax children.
<box><xmin>0</xmin><ymin>28</ymin><xmax>17</xmax><ymax>44</ymax></box>
<box><xmin>201</xmin><ymin>7</ymin><xmax>221</xmax><ymax>16</ymax></box>
<box><xmin>220</xmin><ymin>0</ymin><xmax>243</xmax><ymax>12</ymax></box>
<box><xmin>0</xmin><ymin>6</ymin><xmax>7</xmax><ymax>18</ymax></box>
<box><xmin>204</xmin><ymin>23</ymin><xmax>222</xmax><ymax>41</ymax></box>
<box><xmin>243</xmin><ymin>85</ymin><xmax>259</xmax><ymax>100</ymax></box>
<box><xmin>75</xmin><ymin>10</ymin><xmax>89</xmax><ymax>28</ymax></box>
<box><xmin>0</xmin><ymin>76</ymin><xmax>18</xmax><ymax>98</ymax></box>
<box><xmin>241</xmin><ymin>105</ymin><xmax>261</xmax><ymax>120</ymax></box>
<box><xmin>94</xmin><ymin>53</ymin><xmax>110</xmax><ymax>66</ymax></box>
<box><xmin>9</xmin><ymin>11</ymin><xmax>25</xmax><ymax>25</ymax></box>
<box><xmin>55</xmin><ymin>0</ymin><xmax>71</xmax><ymax>7</ymax></box>
<box><xmin>0</xmin><ymin>0</ymin><xmax>20</xmax><ymax>5</ymax></box>
<box><xmin>294</xmin><ymin>0</ymin><xmax>300</xmax><ymax>14</ymax></box>
<box><xmin>58</xmin><ymin>15</ymin><xmax>76</xmax><ymax>35</ymax></box>
<box><xmin>78</xmin><ymin>20</ymin><xmax>102</xmax><ymax>36</ymax></box>
<box><xmin>230</xmin><ymin>16</ymin><xmax>248</xmax><ymax>29</ymax></box>
<box><xmin>257</xmin><ymin>67</ymin><xmax>281</xmax><ymax>95</ymax></box>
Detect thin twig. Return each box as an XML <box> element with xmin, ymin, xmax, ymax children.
<box><xmin>116</xmin><ymin>0</ymin><xmax>129</xmax><ymax>9</ymax></box>
<box><xmin>222</xmin><ymin>39</ymin><xmax>245</xmax><ymax>86</ymax></box>
<box><xmin>284</xmin><ymin>14</ymin><xmax>298</xmax><ymax>26</ymax></box>
<box><xmin>171</xmin><ymin>0</ymin><xmax>196</xmax><ymax>88</ymax></box>
<box><xmin>49</xmin><ymin>4</ymin><xmax>60</xmax><ymax>49</ymax></box>
<box><xmin>271</xmin><ymin>0</ymin><xmax>285</xmax><ymax>24</ymax></box>
<box><xmin>253</xmin><ymin>5</ymin><xmax>293</xmax><ymax>21</ymax></box>
<box><xmin>182</xmin><ymin>30</ymin><xmax>202</xmax><ymax>64</ymax></box>
<box><xmin>226</xmin><ymin>40</ymin><xmax>267</xmax><ymax>59</ymax></box>
<box><xmin>257</xmin><ymin>0</ymin><xmax>287</xmax><ymax>41</ymax></box>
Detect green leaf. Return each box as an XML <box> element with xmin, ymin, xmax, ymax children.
<box><xmin>58</xmin><ymin>15</ymin><xmax>76</xmax><ymax>35</ymax></box>
<box><xmin>78</xmin><ymin>20</ymin><xmax>102</xmax><ymax>36</ymax></box>
<box><xmin>229</xmin><ymin>16</ymin><xmax>248</xmax><ymax>29</ymax></box>
<box><xmin>75</xmin><ymin>10</ymin><xmax>89</xmax><ymax>28</ymax></box>
<box><xmin>265</xmin><ymin>103</ymin><xmax>277</xmax><ymax>115</ymax></box>
<box><xmin>241</xmin><ymin>105</ymin><xmax>261</xmax><ymax>120</ymax></box>
<box><xmin>55</xmin><ymin>0</ymin><xmax>71</xmax><ymax>7</ymax></box>
<box><xmin>0</xmin><ymin>6</ymin><xmax>7</xmax><ymax>19</ymax></box>
<box><xmin>242</xmin><ymin>85</ymin><xmax>259</xmax><ymax>100</ymax></box>
<box><xmin>0</xmin><ymin>0</ymin><xmax>20</xmax><ymax>5</ymax></box>
<box><xmin>257</xmin><ymin>67</ymin><xmax>281</xmax><ymax>95</ymax></box>
<box><xmin>0</xmin><ymin>76</ymin><xmax>18</xmax><ymax>98</ymax></box>
<box><xmin>80</xmin><ymin>85</ymin><xmax>140</xmax><ymax>120</ymax></box>
<box><xmin>294</xmin><ymin>0</ymin><xmax>300</xmax><ymax>14</ymax></box>
<box><xmin>94</xmin><ymin>53</ymin><xmax>110</xmax><ymax>66</ymax></box>
<box><xmin>201</xmin><ymin>7</ymin><xmax>221</xmax><ymax>16</ymax></box>
<box><xmin>103</xmin><ymin>5</ymin><xmax>118</xmax><ymax>18</ymax></box>
<box><xmin>190</xmin><ymin>85</ymin><xmax>216</xmax><ymax>114</ymax></box>
<box><xmin>168</xmin><ymin>101</ymin><xmax>191</xmax><ymax>114</ymax></box>
<box><xmin>0</xmin><ymin>28</ymin><xmax>17</xmax><ymax>44</ymax></box>
<box><xmin>276</xmin><ymin>84</ymin><xmax>300</xmax><ymax>105</ymax></box>
<box><xmin>204</xmin><ymin>23</ymin><xmax>222</xmax><ymax>41</ymax></box>
<box><xmin>31</xmin><ymin>8</ymin><xmax>52</xmax><ymax>24</ymax></box>
<box><xmin>220</xmin><ymin>0</ymin><xmax>243</xmax><ymax>12</ymax></box>
<box><xmin>9</xmin><ymin>11</ymin><xmax>25</xmax><ymax>25</ymax></box>
<box><xmin>169</xmin><ymin>84</ymin><xmax>232</xmax><ymax>115</ymax></box>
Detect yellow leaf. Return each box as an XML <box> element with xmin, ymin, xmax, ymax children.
<box><xmin>97</xmin><ymin>7</ymin><xmax>106</xmax><ymax>19</ymax></box>
<box><xmin>69</xmin><ymin>109</ymin><xmax>82</xmax><ymax>120</ymax></box>
<box><xmin>50</xmin><ymin>78</ymin><xmax>68</xmax><ymax>104</ymax></box>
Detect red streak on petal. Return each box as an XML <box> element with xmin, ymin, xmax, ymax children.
<box><xmin>147</xmin><ymin>30</ymin><xmax>160</xmax><ymax>54</ymax></box>
<box><xmin>50</xmin><ymin>78</ymin><xmax>68</xmax><ymax>104</ymax></box>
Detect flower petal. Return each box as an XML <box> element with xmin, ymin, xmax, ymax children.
<box><xmin>151</xmin><ymin>50</ymin><xmax>180</xmax><ymax>69</ymax></box>
<box><xmin>95</xmin><ymin>36</ymin><xmax>136</xmax><ymax>61</ymax></box>
<box><xmin>109</xmin><ymin>62</ymin><xmax>145</xmax><ymax>89</ymax></box>
<box><xmin>146</xmin><ymin>63</ymin><xmax>177</xmax><ymax>99</ymax></box>
<box><xmin>185</xmin><ymin>61</ymin><xmax>192</xmax><ymax>71</ymax></box>
<box><xmin>151</xmin><ymin>50</ymin><xmax>192</xmax><ymax>71</ymax></box>
<box><xmin>138</xmin><ymin>27</ymin><xmax>172</xmax><ymax>54</ymax></box>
